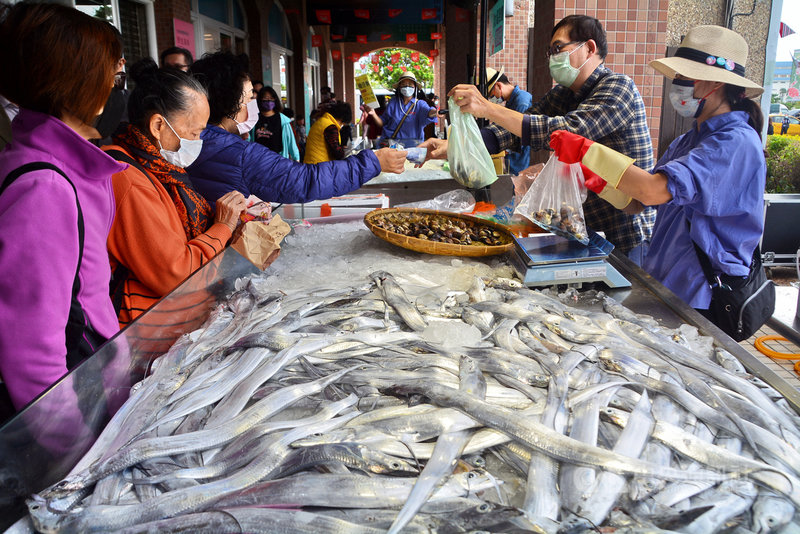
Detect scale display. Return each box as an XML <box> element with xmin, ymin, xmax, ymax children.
<box><xmin>509</xmin><ymin>230</ymin><xmax>630</xmax><ymax>288</ymax></box>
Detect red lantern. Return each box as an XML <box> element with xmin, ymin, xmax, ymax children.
<box><xmin>421</xmin><ymin>9</ymin><xmax>436</xmax><ymax>20</ymax></box>
<box><xmin>406</xmin><ymin>33</ymin><xmax>417</xmax><ymax>44</ymax></box>
<box><xmin>315</xmin><ymin>9</ymin><xmax>331</xmax><ymax>23</ymax></box>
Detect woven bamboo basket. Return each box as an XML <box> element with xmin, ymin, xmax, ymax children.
<box><xmin>363</xmin><ymin>208</ymin><xmax>516</xmax><ymax>257</ymax></box>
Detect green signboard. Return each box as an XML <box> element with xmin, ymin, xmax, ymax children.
<box><xmin>490</xmin><ymin>0</ymin><xmax>505</xmax><ymax>56</ymax></box>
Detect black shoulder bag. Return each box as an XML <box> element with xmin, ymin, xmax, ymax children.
<box><xmin>691</xmin><ymin>239</ymin><xmax>776</xmax><ymax>341</ymax></box>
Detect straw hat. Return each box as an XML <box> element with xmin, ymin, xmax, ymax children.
<box><xmin>649</xmin><ymin>25</ymin><xmax>763</xmax><ymax>98</ymax></box>
<box><xmin>394</xmin><ymin>72</ymin><xmax>419</xmax><ymax>89</ymax></box>
<box><xmin>485</xmin><ymin>66</ymin><xmax>504</xmax><ymax>96</ymax></box>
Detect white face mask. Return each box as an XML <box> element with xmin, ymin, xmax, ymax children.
<box><xmin>400</xmin><ymin>86</ymin><xmax>415</xmax><ymax>98</ymax></box>
<box><xmin>489</xmin><ymin>96</ymin><xmax>503</xmax><ymax>104</ymax></box>
<box><xmin>158</xmin><ymin>117</ymin><xmax>203</xmax><ymax>168</ymax></box>
<box><xmin>548</xmin><ymin>42</ymin><xmax>588</xmax><ymax>87</ymax></box>
<box><xmin>234</xmin><ymin>99</ymin><xmax>259</xmax><ymax>135</ymax></box>
<box><xmin>669</xmin><ymin>79</ymin><xmax>704</xmax><ymax>118</ymax></box>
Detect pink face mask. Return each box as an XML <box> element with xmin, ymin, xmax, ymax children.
<box><xmin>234</xmin><ymin>99</ymin><xmax>260</xmax><ymax>135</ymax></box>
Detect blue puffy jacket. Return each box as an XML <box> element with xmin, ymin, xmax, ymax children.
<box><xmin>187</xmin><ymin>124</ymin><xmax>381</xmax><ymax>205</ymax></box>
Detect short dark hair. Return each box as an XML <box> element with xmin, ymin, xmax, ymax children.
<box><xmin>257</xmin><ymin>86</ymin><xmax>282</xmax><ymax>114</ymax></box>
<box><xmin>552</xmin><ymin>15</ymin><xmax>608</xmax><ymax>59</ymax></box>
<box><xmin>497</xmin><ymin>74</ymin><xmax>510</xmax><ymax>84</ymax></box>
<box><xmin>0</xmin><ymin>3</ymin><xmax>122</xmax><ymax>124</ymax></box>
<box><xmin>282</xmin><ymin>107</ymin><xmax>295</xmax><ymax>119</ymax></box>
<box><xmin>126</xmin><ymin>58</ymin><xmax>207</xmax><ymax>130</ymax></box>
<box><xmin>160</xmin><ymin>47</ymin><xmax>193</xmax><ymax>68</ymax></box>
<box><xmin>191</xmin><ymin>51</ymin><xmax>251</xmax><ymax>125</ymax></box>
<box><xmin>328</xmin><ymin>101</ymin><xmax>352</xmax><ymax>123</ymax></box>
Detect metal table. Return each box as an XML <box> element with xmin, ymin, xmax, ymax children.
<box><xmin>1</xmin><ymin>224</ymin><xmax>798</xmax><ymax>530</ymax></box>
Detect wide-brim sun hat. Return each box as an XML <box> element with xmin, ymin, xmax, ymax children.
<box><xmin>485</xmin><ymin>66</ymin><xmax>504</xmax><ymax>96</ymax></box>
<box><xmin>649</xmin><ymin>25</ymin><xmax>763</xmax><ymax>98</ymax></box>
<box><xmin>393</xmin><ymin>72</ymin><xmax>419</xmax><ymax>89</ymax></box>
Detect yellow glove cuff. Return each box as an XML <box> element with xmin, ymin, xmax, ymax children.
<box><xmin>597</xmin><ymin>183</ymin><xmax>632</xmax><ymax>210</ymax></box>
<box><xmin>583</xmin><ymin>143</ymin><xmax>635</xmax><ymax>189</ymax></box>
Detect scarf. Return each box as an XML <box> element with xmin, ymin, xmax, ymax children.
<box><xmin>114</xmin><ymin>123</ymin><xmax>212</xmax><ymax>240</ymax></box>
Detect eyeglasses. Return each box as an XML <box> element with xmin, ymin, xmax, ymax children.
<box><xmin>546</xmin><ymin>41</ymin><xmax>582</xmax><ymax>58</ymax></box>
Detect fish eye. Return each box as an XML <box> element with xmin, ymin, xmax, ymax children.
<box><xmin>467</xmin><ymin>472</ymin><xmax>476</xmax><ymax>479</ymax></box>
<box><xmin>478</xmin><ymin>503</ymin><xmax>490</xmax><ymax>512</ymax></box>
<box><xmin>390</xmin><ymin>462</ymin><xmax>400</xmax><ymax>469</ymax></box>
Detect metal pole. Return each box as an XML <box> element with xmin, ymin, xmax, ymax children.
<box><xmin>477</xmin><ymin>0</ymin><xmax>488</xmax><ymax>128</ymax></box>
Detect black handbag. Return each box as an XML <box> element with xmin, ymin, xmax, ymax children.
<box><xmin>691</xmin><ymin>240</ymin><xmax>776</xmax><ymax>342</ymax></box>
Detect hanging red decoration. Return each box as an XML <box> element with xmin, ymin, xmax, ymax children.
<box><xmin>429</xmin><ymin>49</ymin><xmax>439</xmax><ymax>58</ymax></box>
<box><xmin>406</xmin><ymin>33</ymin><xmax>417</xmax><ymax>44</ymax></box>
<box><xmin>390</xmin><ymin>53</ymin><xmax>400</xmax><ymax>64</ymax></box>
<box><xmin>373</xmin><ymin>65</ymin><xmax>379</xmax><ymax>73</ymax></box>
<box><xmin>371</xmin><ymin>55</ymin><xmax>379</xmax><ymax>64</ymax></box>
<box><xmin>410</xmin><ymin>52</ymin><xmax>419</xmax><ymax>62</ymax></box>
<box><xmin>315</xmin><ymin>10</ymin><xmax>331</xmax><ymax>23</ymax></box>
<box><xmin>351</xmin><ymin>53</ymin><xmax>361</xmax><ymax>62</ymax></box>
<box><xmin>455</xmin><ymin>8</ymin><xmax>469</xmax><ymax>22</ymax></box>
<box><xmin>331</xmin><ymin>50</ymin><xmax>341</xmax><ymax>60</ymax></box>
<box><xmin>354</xmin><ymin>9</ymin><xmax>369</xmax><ymax>19</ymax></box>
<box><xmin>431</xmin><ymin>32</ymin><xmax>442</xmax><ymax>40</ymax></box>
<box><xmin>380</xmin><ymin>33</ymin><xmax>392</xmax><ymax>41</ymax></box>
<box><xmin>388</xmin><ymin>9</ymin><xmax>402</xmax><ymax>18</ymax></box>
<box><xmin>357</xmin><ymin>35</ymin><xmax>367</xmax><ymax>43</ymax></box>
<box><xmin>284</xmin><ymin>8</ymin><xmax>299</xmax><ymax>15</ymax></box>
<box><xmin>421</xmin><ymin>9</ymin><xmax>436</xmax><ymax>20</ymax></box>
<box><xmin>311</xmin><ymin>35</ymin><xmax>323</xmax><ymax>47</ymax></box>
<box><xmin>331</xmin><ymin>34</ymin><xmax>343</xmax><ymax>41</ymax></box>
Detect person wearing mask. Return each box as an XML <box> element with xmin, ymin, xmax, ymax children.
<box><xmin>103</xmin><ymin>59</ymin><xmax>246</xmax><ymax>328</ymax></box>
<box><xmin>160</xmin><ymin>46</ymin><xmax>193</xmax><ymax>72</ymax></box>
<box><xmin>420</xmin><ymin>15</ymin><xmax>655</xmax><ymax>264</ymax></box>
<box><xmin>380</xmin><ymin>73</ymin><xmax>437</xmax><ymax>143</ymax></box>
<box><xmin>254</xmin><ymin>86</ymin><xmax>299</xmax><ymax>161</ymax></box>
<box><xmin>304</xmin><ymin>101</ymin><xmax>352</xmax><ymax>163</ymax></box>
<box><xmin>549</xmin><ymin>26</ymin><xmax>769</xmax><ymax>325</ymax></box>
<box><xmin>186</xmin><ymin>52</ymin><xmax>406</xmax><ymax>206</ymax></box>
<box><xmin>0</xmin><ymin>3</ymin><xmax>124</xmax><ymax>410</ymax></box>
<box><xmin>485</xmin><ymin>67</ymin><xmax>533</xmax><ymax>175</ymax></box>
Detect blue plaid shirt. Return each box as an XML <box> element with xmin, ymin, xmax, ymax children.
<box><xmin>487</xmin><ymin>65</ymin><xmax>655</xmax><ymax>254</ymax></box>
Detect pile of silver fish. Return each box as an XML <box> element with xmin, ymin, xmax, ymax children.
<box><xmin>23</xmin><ymin>270</ymin><xmax>800</xmax><ymax>533</ymax></box>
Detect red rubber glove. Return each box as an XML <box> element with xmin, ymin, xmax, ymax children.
<box><xmin>549</xmin><ymin>130</ymin><xmax>607</xmax><ymax>194</ymax></box>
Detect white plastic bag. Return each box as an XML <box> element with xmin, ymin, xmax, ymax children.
<box><xmin>397</xmin><ymin>189</ymin><xmax>476</xmax><ymax>213</ymax></box>
<box><xmin>446</xmin><ymin>97</ymin><xmax>498</xmax><ymax>189</ymax></box>
<box><xmin>514</xmin><ymin>154</ymin><xmax>589</xmax><ymax>244</ymax></box>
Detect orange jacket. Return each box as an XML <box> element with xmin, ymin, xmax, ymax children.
<box><xmin>105</xmin><ymin>145</ymin><xmax>232</xmax><ymax>330</ymax></box>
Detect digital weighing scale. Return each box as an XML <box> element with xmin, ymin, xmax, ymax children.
<box><xmin>509</xmin><ymin>230</ymin><xmax>631</xmax><ymax>288</ymax></box>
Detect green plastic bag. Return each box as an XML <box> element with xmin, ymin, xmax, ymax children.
<box><xmin>446</xmin><ymin>97</ymin><xmax>498</xmax><ymax>189</ymax></box>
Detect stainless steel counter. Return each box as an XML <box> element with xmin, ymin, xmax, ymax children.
<box><xmin>1</xmin><ymin>224</ymin><xmax>798</xmax><ymax>529</ymax></box>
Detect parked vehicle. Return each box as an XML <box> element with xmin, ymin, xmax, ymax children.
<box><xmin>769</xmin><ymin>114</ymin><xmax>800</xmax><ymax>135</ymax></box>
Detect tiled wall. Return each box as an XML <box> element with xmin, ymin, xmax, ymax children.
<box><xmin>476</xmin><ymin>0</ymin><xmax>668</xmax><ymax>158</ymax></box>
<box><xmin>483</xmin><ymin>0</ymin><xmax>534</xmax><ymax>92</ymax></box>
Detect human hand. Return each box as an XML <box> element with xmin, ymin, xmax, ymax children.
<box><xmin>447</xmin><ymin>84</ymin><xmax>494</xmax><ymax>119</ymax></box>
<box><xmin>214</xmin><ymin>190</ymin><xmax>248</xmax><ymax>232</ymax></box>
<box><xmin>416</xmin><ymin>138</ymin><xmax>448</xmax><ymax>165</ymax></box>
<box><xmin>549</xmin><ymin>130</ymin><xmax>606</xmax><ymax>193</ymax></box>
<box><xmin>375</xmin><ymin>148</ymin><xmax>407</xmax><ymax>174</ymax></box>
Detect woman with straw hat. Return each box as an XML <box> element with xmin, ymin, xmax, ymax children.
<box><xmin>549</xmin><ymin>25</ymin><xmax>770</xmax><ymax>324</ymax></box>
<box><xmin>378</xmin><ymin>72</ymin><xmax>437</xmax><ymax>144</ymax></box>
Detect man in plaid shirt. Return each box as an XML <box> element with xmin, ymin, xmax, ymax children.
<box><xmin>422</xmin><ymin>15</ymin><xmax>655</xmax><ymax>261</ymax></box>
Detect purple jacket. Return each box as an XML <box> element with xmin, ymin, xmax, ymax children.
<box><xmin>0</xmin><ymin>109</ymin><xmax>125</xmax><ymax>409</ymax></box>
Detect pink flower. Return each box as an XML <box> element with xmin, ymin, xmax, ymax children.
<box><xmin>789</xmin><ymin>87</ymin><xmax>800</xmax><ymax>98</ymax></box>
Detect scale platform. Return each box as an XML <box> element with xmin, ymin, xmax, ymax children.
<box><xmin>509</xmin><ymin>230</ymin><xmax>630</xmax><ymax>288</ymax></box>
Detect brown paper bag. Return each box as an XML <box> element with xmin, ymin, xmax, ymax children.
<box><xmin>230</xmin><ymin>214</ymin><xmax>291</xmax><ymax>270</ymax></box>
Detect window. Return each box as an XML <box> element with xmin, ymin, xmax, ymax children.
<box><xmin>196</xmin><ymin>0</ymin><xmax>246</xmax><ymax>55</ymax></box>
